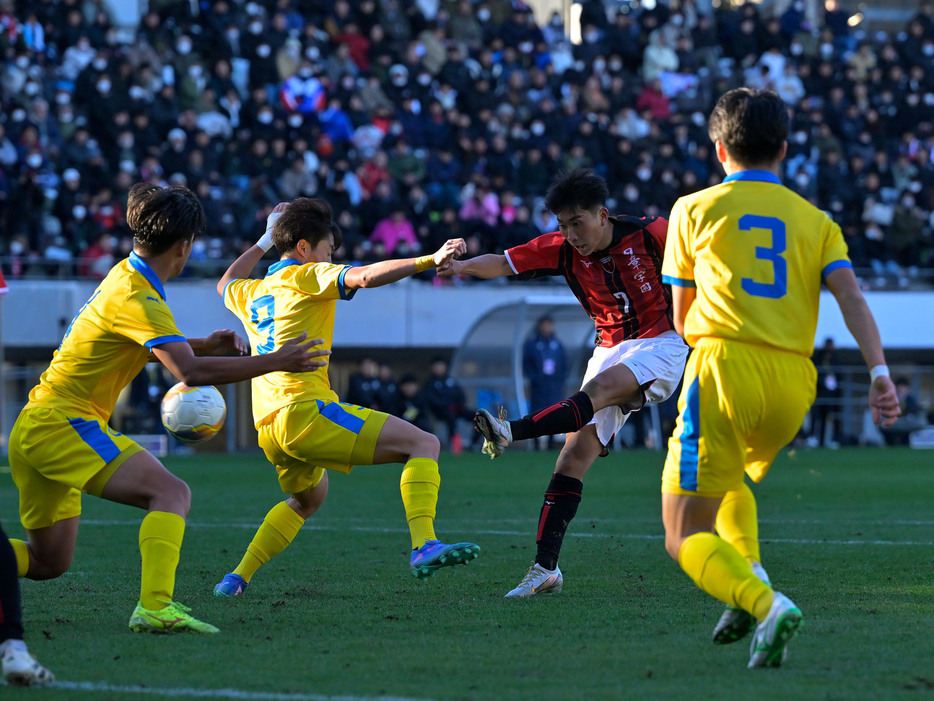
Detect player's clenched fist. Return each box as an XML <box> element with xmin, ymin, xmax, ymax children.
<box><xmin>432</xmin><ymin>238</ymin><xmax>467</xmax><ymax>268</ymax></box>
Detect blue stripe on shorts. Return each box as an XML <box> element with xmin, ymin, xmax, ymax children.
<box><xmin>68</xmin><ymin>418</ymin><xmax>122</xmax><ymax>464</ymax></box>
<box><xmin>679</xmin><ymin>377</ymin><xmax>701</xmax><ymax>491</ymax></box>
<box><xmin>316</xmin><ymin>400</ymin><xmax>365</xmax><ymax>434</ymax></box>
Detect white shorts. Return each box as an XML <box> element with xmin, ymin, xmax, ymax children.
<box><xmin>581</xmin><ymin>330</ymin><xmax>689</xmax><ymax>446</ymax></box>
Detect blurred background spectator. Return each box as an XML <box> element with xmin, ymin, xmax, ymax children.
<box><xmin>522</xmin><ymin>314</ymin><xmax>569</xmax><ymax>450</ymax></box>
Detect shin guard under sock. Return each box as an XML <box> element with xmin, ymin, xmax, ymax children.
<box><xmin>534</xmin><ymin>473</ymin><xmax>583</xmax><ymax>570</ymax></box>
<box><xmin>511</xmin><ymin>391</ymin><xmax>595</xmax><ymax>442</ymax></box>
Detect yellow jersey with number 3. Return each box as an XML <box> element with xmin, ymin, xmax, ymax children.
<box><xmin>661</xmin><ymin>170</ymin><xmax>851</xmax><ymax>357</ymax></box>
<box><xmin>223</xmin><ymin>258</ymin><xmax>354</xmax><ymax>425</ymax></box>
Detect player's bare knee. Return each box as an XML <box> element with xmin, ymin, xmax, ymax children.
<box><xmin>555</xmin><ymin>443</ymin><xmax>599</xmax><ymax>477</ymax></box>
<box><xmin>289</xmin><ymin>499</ymin><xmax>316</xmax><ymax>519</ymax></box>
<box><xmin>584</xmin><ymin>366</ymin><xmax>637</xmax><ymax>409</ymax></box>
<box><xmin>156</xmin><ymin>475</ymin><xmax>191</xmax><ymax>516</ymax></box>
<box><xmin>411</xmin><ymin>430</ymin><xmax>440</xmax><ymax>460</ymax></box>
<box><xmin>581</xmin><ymin>377</ymin><xmax>613</xmax><ymax>409</ymax></box>
<box><xmin>291</xmin><ymin>478</ymin><xmax>327</xmax><ymax>518</ymax></box>
<box><xmin>664</xmin><ymin>534</ymin><xmax>683</xmax><ymax>561</ymax></box>
<box><xmin>554</xmin><ymin>457</ymin><xmax>589</xmax><ymax>481</ymax></box>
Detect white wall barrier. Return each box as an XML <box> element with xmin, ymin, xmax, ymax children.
<box><xmin>2</xmin><ymin>278</ymin><xmax>933</xmax><ymax>351</ymax></box>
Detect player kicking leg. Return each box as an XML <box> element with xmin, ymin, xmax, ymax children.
<box><xmin>476</xmin><ymin>332</ymin><xmax>686</xmax><ymax>459</ymax></box>
<box><xmin>501</xmin><ymin>334</ymin><xmax>687</xmax><ymax>598</ymax></box>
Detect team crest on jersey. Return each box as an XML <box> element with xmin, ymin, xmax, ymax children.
<box><xmin>600</xmin><ymin>256</ymin><xmax>615</xmax><ymax>273</ymax></box>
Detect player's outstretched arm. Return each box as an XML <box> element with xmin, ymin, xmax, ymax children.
<box><xmin>825</xmin><ymin>266</ymin><xmax>901</xmax><ymax>427</ymax></box>
<box><xmin>216</xmin><ymin>204</ymin><xmax>287</xmax><ymax>295</ymax></box>
<box><xmin>436</xmin><ymin>253</ymin><xmax>513</xmax><ymax>279</ymax></box>
<box><xmin>342</xmin><ymin>238</ymin><xmax>467</xmax><ymax>290</ymax></box>
<box><xmin>152</xmin><ymin>331</ymin><xmax>330</xmax><ymax>386</ymax></box>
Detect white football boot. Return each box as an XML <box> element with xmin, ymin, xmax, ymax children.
<box><xmin>505</xmin><ymin>562</ymin><xmax>563</xmax><ymax>598</ymax></box>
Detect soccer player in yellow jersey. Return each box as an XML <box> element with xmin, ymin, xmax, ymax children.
<box><xmin>7</xmin><ymin>183</ymin><xmax>329</xmax><ymax>635</ymax></box>
<box><xmin>661</xmin><ymin>88</ymin><xmax>902</xmax><ymax>668</ymax></box>
<box><xmin>212</xmin><ymin>197</ymin><xmax>479</xmax><ymax>597</ymax></box>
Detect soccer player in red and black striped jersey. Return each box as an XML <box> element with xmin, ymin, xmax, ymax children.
<box><xmin>438</xmin><ymin>169</ymin><xmax>688</xmax><ymax>597</ymax></box>
<box><xmin>0</xmin><ymin>522</ymin><xmax>54</xmax><ymax>685</ymax></box>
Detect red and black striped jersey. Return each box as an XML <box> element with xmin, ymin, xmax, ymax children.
<box><xmin>505</xmin><ymin>215</ymin><xmax>674</xmax><ymax>347</ymax></box>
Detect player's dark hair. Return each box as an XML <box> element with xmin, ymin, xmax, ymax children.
<box><xmin>544</xmin><ymin>168</ymin><xmax>609</xmax><ymax>215</ymax></box>
<box><xmin>273</xmin><ymin>197</ymin><xmax>343</xmax><ymax>255</ymax></box>
<box><xmin>126</xmin><ymin>182</ymin><xmax>205</xmax><ymax>255</ymax></box>
<box><xmin>708</xmin><ymin>88</ymin><xmax>789</xmax><ymax>167</ymax></box>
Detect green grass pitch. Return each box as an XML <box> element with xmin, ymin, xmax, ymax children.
<box><xmin>2</xmin><ymin>446</ymin><xmax>932</xmax><ymax>700</ymax></box>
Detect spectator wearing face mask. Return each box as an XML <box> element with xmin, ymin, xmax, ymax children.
<box><xmin>171</xmin><ymin>34</ymin><xmax>199</xmax><ymax>79</ymax></box>
<box><xmin>88</xmin><ymin>187</ymin><xmax>125</xmax><ymax>235</ymax></box>
<box><xmin>77</xmin><ymin>231</ymin><xmax>115</xmax><ymax>278</ymax></box>
<box><xmin>244</xmin><ymin>23</ymin><xmax>279</xmax><ymax>94</ymax></box>
<box><xmin>448</xmin><ymin>1</ymin><xmax>484</xmax><ymax>50</ymax></box>
<box><xmin>888</xmin><ymin>192</ymin><xmax>927</xmax><ymax>271</ymax></box>
<box><xmin>177</xmin><ymin>60</ymin><xmax>208</xmax><ymax>112</ymax></box>
<box><xmin>85</xmin><ymin>72</ymin><xmax>134</xmax><ymax>144</ymax></box>
<box><xmin>53</xmin><ymin>168</ymin><xmax>88</xmax><ymax>240</ymax></box>
<box><xmin>635</xmin><ymin>78</ymin><xmax>671</xmax><ymax>121</ymax></box>
<box><xmin>60</xmin><ymin>35</ymin><xmax>95</xmax><ymax>81</ymax></box>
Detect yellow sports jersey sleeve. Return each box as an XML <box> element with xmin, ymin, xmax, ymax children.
<box><xmin>662</xmin><ymin>170</ymin><xmax>851</xmax><ymax>357</ymax></box>
<box><xmin>224</xmin><ymin>258</ymin><xmax>353</xmax><ymax>424</ymax></box>
<box><xmin>28</xmin><ymin>254</ymin><xmax>186</xmax><ymax>420</ymax></box>
<box><xmin>662</xmin><ymin>198</ymin><xmax>695</xmax><ymax>287</ymax></box>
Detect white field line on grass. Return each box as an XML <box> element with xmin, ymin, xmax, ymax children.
<box><xmin>79</xmin><ymin>519</ymin><xmax>934</xmax><ymax>547</ymax></box>
<box><xmin>53</xmin><ymin>680</ymin><xmax>432</xmax><ymax>701</ymax></box>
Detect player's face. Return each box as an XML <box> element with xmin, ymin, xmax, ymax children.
<box><xmin>555</xmin><ymin>206</ymin><xmax>610</xmax><ymax>256</ymax></box>
<box><xmin>305</xmin><ymin>233</ymin><xmax>335</xmax><ymax>264</ymax></box>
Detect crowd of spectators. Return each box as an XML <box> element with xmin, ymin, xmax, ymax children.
<box><xmin>1</xmin><ymin>0</ymin><xmax>934</xmax><ymax>287</ymax></box>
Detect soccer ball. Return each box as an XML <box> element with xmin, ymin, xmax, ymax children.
<box><xmin>160</xmin><ymin>383</ymin><xmax>227</xmax><ymax>444</ymax></box>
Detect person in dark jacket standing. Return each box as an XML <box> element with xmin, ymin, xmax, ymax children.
<box><xmin>523</xmin><ymin>315</ymin><xmax>569</xmax><ymax>449</ymax></box>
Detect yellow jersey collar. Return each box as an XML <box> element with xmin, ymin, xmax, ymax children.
<box><xmin>723</xmin><ymin>170</ymin><xmax>781</xmax><ymax>184</ymax></box>
<box><xmin>267</xmin><ymin>258</ymin><xmax>301</xmax><ymax>275</ymax></box>
<box><xmin>128</xmin><ymin>252</ymin><xmax>167</xmax><ymax>300</ymax></box>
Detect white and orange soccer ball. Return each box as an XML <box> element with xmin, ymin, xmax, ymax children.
<box><xmin>160</xmin><ymin>383</ymin><xmax>227</xmax><ymax>444</ymax></box>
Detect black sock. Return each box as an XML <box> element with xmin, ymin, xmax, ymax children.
<box><xmin>510</xmin><ymin>391</ymin><xmax>595</xmax><ymax>442</ymax></box>
<box><xmin>0</xmin><ymin>526</ymin><xmax>24</xmax><ymax>642</ymax></box>
<box><xmin>534</xmin><ymin>473</ymin><xmax>583</xmax><ymax>570</ymax></box>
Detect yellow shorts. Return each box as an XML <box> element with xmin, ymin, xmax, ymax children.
<box><xmin>258</xmin><ymin>399</ymin><xmax>388</xmax><ymax>495</ymax></box>
<box><xmin>662</xmin><ymin>338</ymin><xmax>816</xmax><ymax>497</ymax></box>
<box><xmin>9</xmin><ymin>407</ymin><xmax>144</xmax><ymax>529</ymax></box>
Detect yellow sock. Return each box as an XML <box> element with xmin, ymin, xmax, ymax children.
<box><xmin>400</xmin><ymin>458</ymin><xmax>440</xmax><ymax>549</ymax></box>
<box><xmin>679</xmin><ymin>532</ymin><xmax>774</xmax><ymax>620</ymax></box>
<box><xmin>233</xmin><ymin>501</ymin><xmax>304</xmax><ymax>583</ymax></box>
<box><xmin>10</xmin><ymin>539</ymin><xmax>29</xmax><ymax>577</ymax></box>
<box><xmin>138</xmin><ymin>511</ymin><xmax>185</xmax><ymax>611</ymax></box>
<box><xmin>716</xmin><ymin>482</ymin><xmax>761</xmax><ymax>563</ymax></box>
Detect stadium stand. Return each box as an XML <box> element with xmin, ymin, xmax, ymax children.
<box><xmin>0</xmin><ymin>0</ymin><xmax>932</xmax><ymax>290</ymax></box>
